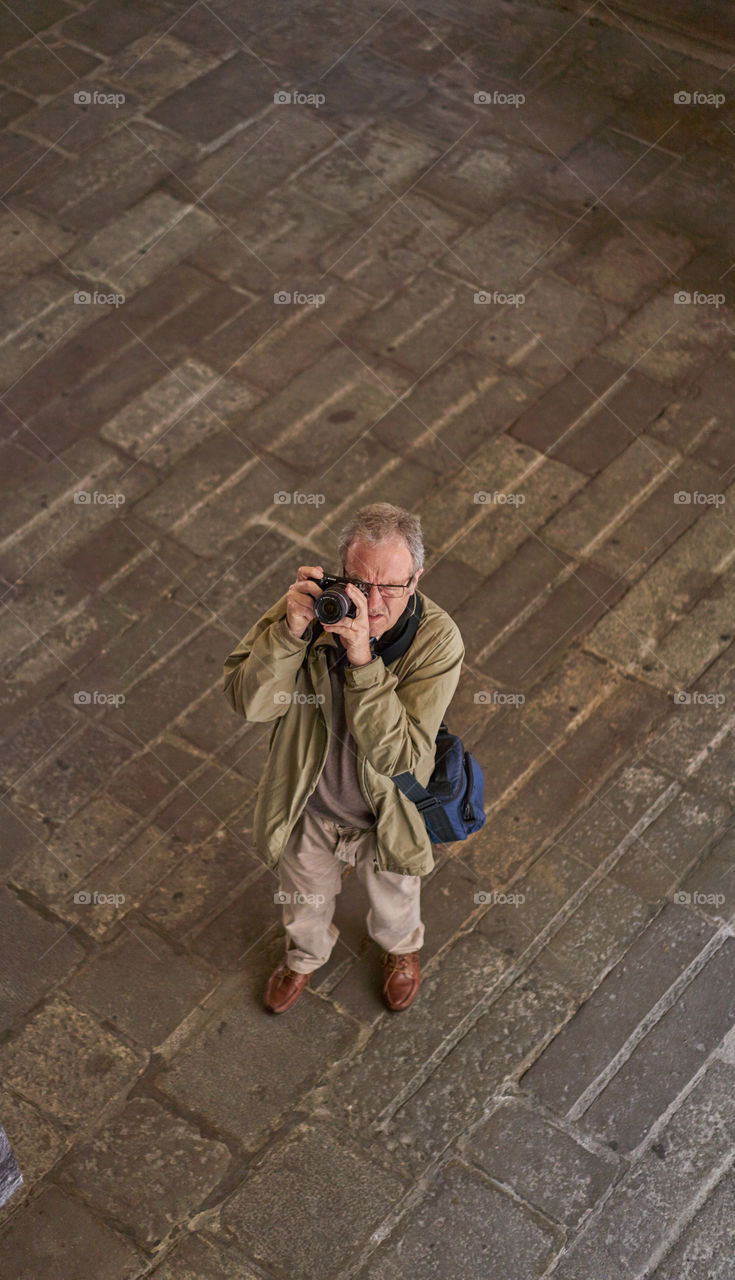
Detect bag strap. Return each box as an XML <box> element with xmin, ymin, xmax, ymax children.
<box><xmin>391</xmin><ymin>769</ymin><xmax>458</xmax><ymax>842</ymax></box>
<box><xmin>299</xmin><ymin>619</ymin><xmax>323</xmax><ymax>672</ymax></box>
<box><xmin>390</xmin><ymin>721</ymin><xmax>450</xmax><ymax>805</ymax></box>
<box><xmin>391</xmin><ymin>770</ymin><xmax>435</xmax><ymax>807</ymax></box>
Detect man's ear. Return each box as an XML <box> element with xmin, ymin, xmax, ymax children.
<box><xmin>413</xmin><ymin>568</ymin><xmax>423</xmax><ymax>588</ymax></box>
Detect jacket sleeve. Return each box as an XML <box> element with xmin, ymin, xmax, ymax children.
<box><xmin>223</xmin><ymin>596</ymin><xmax>312</xmax><ymax>723</ymax></box>
<box><xmin>342</xmin><ymin>626</ymin><xmax>464</xmax><ymax>777</ymax></box>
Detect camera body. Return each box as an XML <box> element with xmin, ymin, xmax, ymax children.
<box><xmin>310</xmin><ymin>574</ymin><xmax>369</xmax><ymax>624</ymax></box>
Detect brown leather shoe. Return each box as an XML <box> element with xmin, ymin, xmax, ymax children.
<box><xmin>264</xmin><ymin>960</ymin><xmax>310</xmax><ymax>1013</ymax></box>
<box><xmin>382</xmin><ymin>950</ymin><xmax>421</xmax><ymax>1012</ymax></box>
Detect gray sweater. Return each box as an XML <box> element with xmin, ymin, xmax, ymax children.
<box><xmin>304</xmin><ymin>645</ymin><xmax>375</xmax><ymax>830</ymax></box>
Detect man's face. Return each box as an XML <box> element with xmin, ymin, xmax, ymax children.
<box><xmin>343</xmin><ymin>536</ymin><xmax>421</xmax><ymax>639</ymax></box>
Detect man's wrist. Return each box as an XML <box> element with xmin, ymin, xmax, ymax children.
<box><xmin>347</xmin><ymin>650</ymin><xmax>374</xmax><ymax>668</ymax></box>
<box><xmin>344</xmin><ymin>653</ymin><xmax>383</xmax><ymax>687</ymax></box>
<box><xmin>275</xmin><ymin>616</ymin><xmax>311</xmax><ymax>648</ymax></box>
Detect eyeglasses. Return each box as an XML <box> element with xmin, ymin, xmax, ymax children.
<box><xmin>342</xmin><ymin>574</ymin><xmax>414</xmax><ymax>599</ymax></box>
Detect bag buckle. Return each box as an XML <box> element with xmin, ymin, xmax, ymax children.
<box><xmin>415</xmin><ymin>796</ymin><xmax>439</xmax><ymax>813</ymax></box>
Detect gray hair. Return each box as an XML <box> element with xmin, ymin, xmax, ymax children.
<box><xmin>338</xmin><ymin>502</ymin><xmax>425</xmax><ymax>575</ymax></box>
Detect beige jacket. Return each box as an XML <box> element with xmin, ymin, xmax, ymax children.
<box><xmin>223</xmin><ymin>590</ymin><xmax>464</xmax><ymax>876</ymax></box>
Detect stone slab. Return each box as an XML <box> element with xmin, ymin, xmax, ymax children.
<box><xmin>387</xmin><ymin>970</ymin><xmax>572</xmax><ymax>1170</ymax></box>
<box><xmin>0</xmin><ymin>1184</ymin><xmax>145</xmax><ymax>1279</ymax></box>
<box><xmin>327</xmin><ymin>932</ymin><xmax>509</xmax><ymax>1131</ymax></box>
<box><xmin>548</xmin><ymin>1059</ymin><xmax>735</xmax><ymax>1279</ymax></box>
<box><xmin>522</xmin><ymin>904</ymin><xmax>716</xmax><ymax>1115</ymax></box>
<box><xmin>156</xmin><ymin>979</ymin><xmax>357</xmax><ymax>1150</ymax></box>
<box><xmin>650</xmin><ymin>1170</ymin><xmax>735</xmax><ymax>1280</ymax></box>
<box><xmin>58</xmin><ymin>1096</ymin><xmax>231</xmax><ymax>1247</ymax></box>
<box><xmin>0</xmin><ymin>994</ymin><xmax>147</xmax><ymax>1127</ymax></box>
<box><xmin>465</xmin><ymin>1095</ymin><xmax>618</xmax><ymax>1228</ymax></box>
<box><xmin>581</xmin><ymin>938</ymin><xmax>735</xmax><ymax>1152</ymax></box>
<box><xmin>150</xmin><ymin>1233</ymin><xmax>262</xmax><ymax>1280</ymax></box>
<box><xmin>357</xmin><ymin>1157</ymin><xmax>560</xmax><ymax>1280</ymax></box>
<box><xmin>66</xmin><ymin>924</ymin><xmax>216</xmax><ymax>1049</ymax></box>
<box><xmin>0</xmin><ymin>887</ymin><xmax>85</xmax><ymax>1035</ymax></box>
<box><xmin>223</xmin><ymin>1121</ymin><xmax>405</xmax><ymax>1280</ymax></box>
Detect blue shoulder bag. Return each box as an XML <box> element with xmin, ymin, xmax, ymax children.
<box><xmin>391</xmin><ymin>723</ymin><xmax>486</xmax><ymax>845</ymax></box>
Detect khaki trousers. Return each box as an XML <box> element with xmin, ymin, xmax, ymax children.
<box><xmin>275</xmin><ymin>807</ymin><xmax>424</xmax><ymax>974</ymax></box>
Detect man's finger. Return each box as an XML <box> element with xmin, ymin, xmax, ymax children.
<box><xmin>345</xmin><ymin>583</ymin><xmax>368</xmax><ymax>611</ymax></box>
<box><xmin>294</xmin><ymin>579</ymin><xmax>323</xmax><ymax>599</ymax></box>
<box><xmin>296</xmin><ymin>565</ymin><xmax>324</xmax><ymax>581</ymax></box>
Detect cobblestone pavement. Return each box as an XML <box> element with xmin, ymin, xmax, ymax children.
<box><xmin>1</xmin><ymin>1</ymin><xmax>734</xmax><ymax>1276</ymax></box>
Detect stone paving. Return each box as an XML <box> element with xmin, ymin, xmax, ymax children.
<box><xmin>1</xmin><ymin>0</ymin><xmax>734</xmax><ymax>1276</ymax></box>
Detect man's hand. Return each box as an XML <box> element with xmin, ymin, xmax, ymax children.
<box><xmin>285</xmin><ymin>565</ymin><xmax>325</xmax><ymax>639</ymax></box>
<box><xmin>320</xmin><ymin>582</ymin><xmax>373</xmax><ymax>667</ymax></box>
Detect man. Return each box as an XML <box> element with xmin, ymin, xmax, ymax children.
<box><xmin>223</xmin><ymin>502</ymin><xmax>464</xmax><ymax>1014</ymax></box>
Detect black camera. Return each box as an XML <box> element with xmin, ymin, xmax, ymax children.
<box><xmin>310</xmin><ymin>574</ymin><xmax>368</xmax><ymax>625</ymax></box>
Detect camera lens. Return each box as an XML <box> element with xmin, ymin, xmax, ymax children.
<box><xmin>314</xmin><ymin>588</ymin><xmax>354</xmax><ymax>624</ymax></box>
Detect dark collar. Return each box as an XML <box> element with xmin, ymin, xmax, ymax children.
<box><xmin>370</xmin><ymin>590</ymin><xmax>423</xmax><ymax>665</ymax></box>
